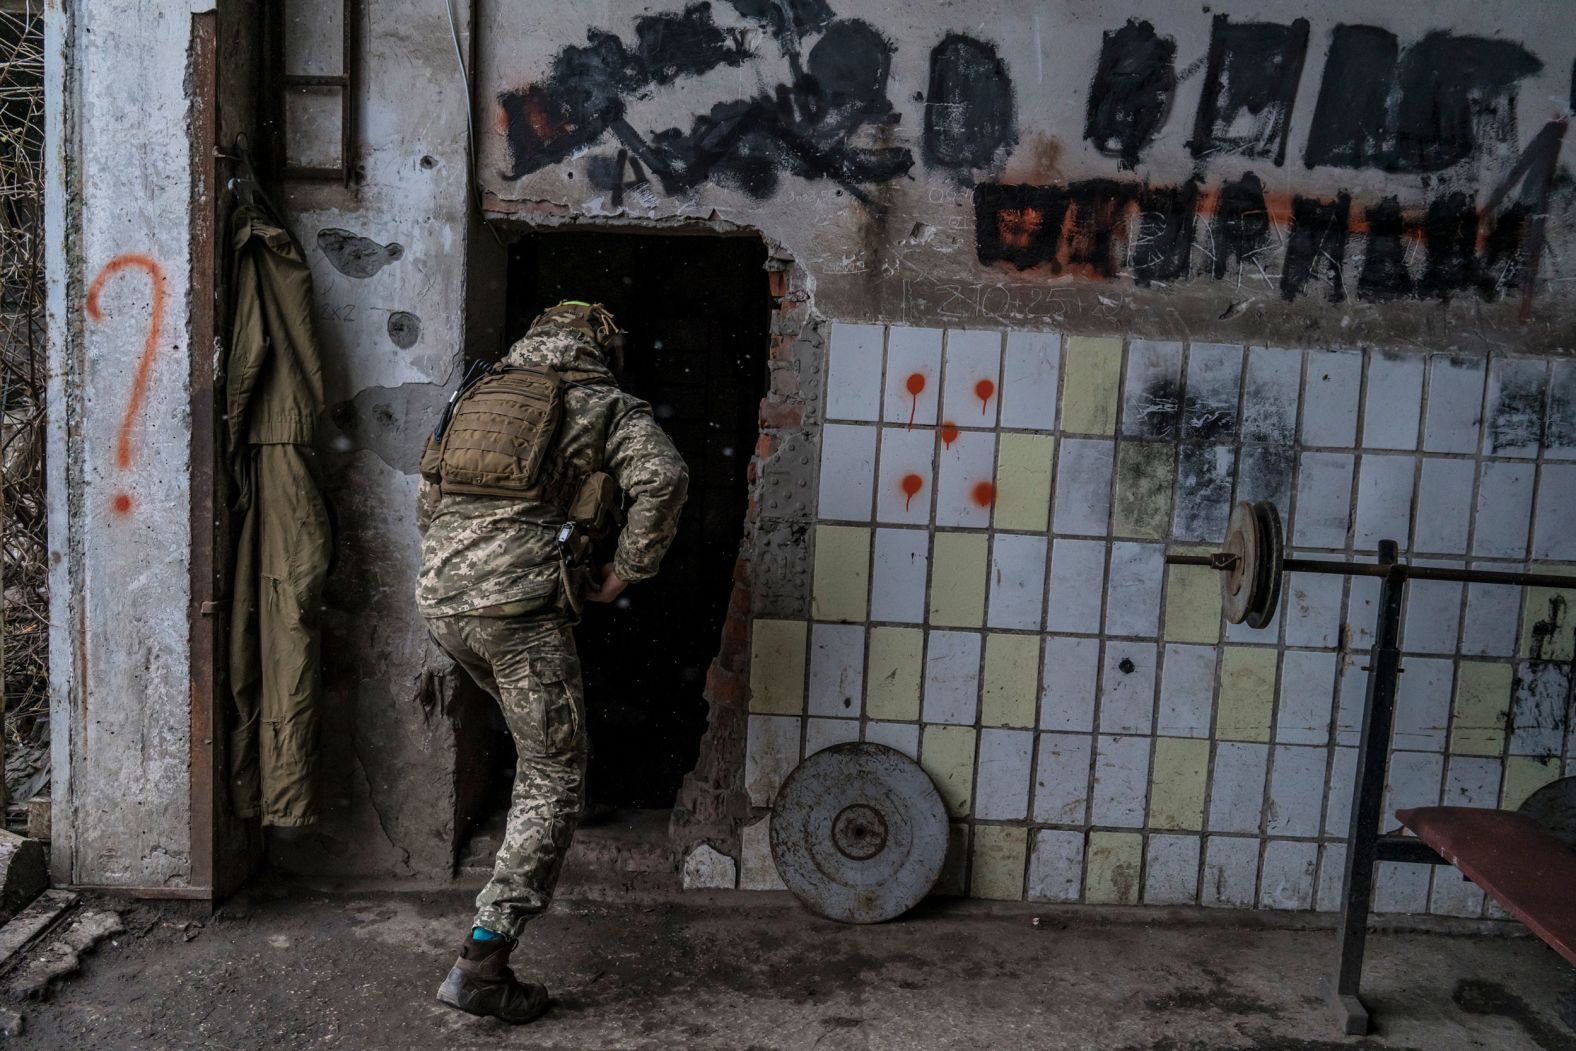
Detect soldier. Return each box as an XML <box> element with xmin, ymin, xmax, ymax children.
<box><xmin>416</xmin><ymin>301</ymin><xmax>688</xmax><ymax>1024</ymax></box>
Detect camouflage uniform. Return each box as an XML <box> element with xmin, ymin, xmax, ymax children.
<box><xmin>417</xmin><ymin>309</ymin><xmax>688</xmax><ymax>938</ymax></box>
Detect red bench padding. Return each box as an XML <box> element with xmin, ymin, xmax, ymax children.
<box><xmin>1397</xmin><ymin>806</ymin><xmax>1576</xmax><ymax>966</ymax></box>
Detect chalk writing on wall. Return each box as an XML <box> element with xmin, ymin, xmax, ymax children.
<box><xmin>85</xmin><ymin>253</ymin><xmax>167</xmax><ymax>516</ymax></box>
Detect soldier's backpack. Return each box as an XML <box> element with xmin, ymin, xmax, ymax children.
<box><xmin>420</xmin><ymin>364</ymin><xmax>565</xmax><ymax>499</ymax></box>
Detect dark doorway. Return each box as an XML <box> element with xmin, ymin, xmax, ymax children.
<box><xmin>464</xmin><ymin>228</ymin><xmax>768</xmax><ymax>816</ymax></box>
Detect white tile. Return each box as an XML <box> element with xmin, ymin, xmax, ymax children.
<box><xmin>1236</xmin><ymin>446</ymin><xmax>1296</xmax><ymax>512</ymax></box>
<box><xmin>1208</xmin><ymin>742</ymin><xmax>1269</xmax><ymax>834</ymax></box>
<box><xmin>1040</xmin><ymin>635</ymin><xmax>1100</xmax><ymax>732</ymax></box>
<box><xmin>1362</xmin><ymin>353</ymin><xmax>1424</xmax><ymax>450</ymax></box>
<box><xmin>863</xmin><ymin>721</ymin><xmax>920</xmax><ymax>759</ymax></box>
<box><xmin>1373</xmin><ymin>861</ymin><xmax>1430</xmax><ymax>914</ymax></box>
<box><xmin>804</xmin><ymin>717</ymin><xmax>861</xmax><ymax>756</ymax></box>
<box><xmin>1443</xmin><ymin>755</ymin><xmax>1502</xmax><ymax>808</ymax></box>
<box><xmin>988</xmin><ymin>533</ymin><xmax>1048</xmax><ymax>630</ymax></box>
<box><xmin>808</xmin><ymin>624</ymin><xmax>865</xmax><ymax>719</ymax></box>
<box><xmin>1091</xmin><ymin>735</ymin><xmax>1150</xmax><ymax>828</ymax></box>
<box><xmin>1401</xmin><ymin>578</ymin><xmax>1461</xmax><ymax>655</ymax></box>
<box><xmin>1184</xmin><ymin>342</ymin><xmax>1244</xmax><ymax>441</ymax></box>
<box><xmin>975</xmin><ymin>728</ymin><xmax>1033</xmax><ymax>819</ymax></box>
<box><xmin>1032</xmin><ymin>732</ymin><xmax>1093</xmax><ymax>823</ymax></box>
<box><xmin>1534</xmin><ymin>464</ymin><xmax>1576</xmax><ymax>561</ymax></box>
<box><xmin>1292</xmin><ymin>452</ymin><xmax>1353</xmax><ymax>548</ymax></box>
<box><xmin>1413</xmin><ymin>457</ymin><xmax>1475</xmax><ymax>554</ymax></box>
<box><xmin>1105</xmin><ymin>542</ymin><xmax>1163</xmax><ymax>638</ymax></box>
<box><xmin>1259</xmin><ymin>840</ymin><xmax>1318</xmax><ymax>910</ymax></box>
<box><xmin>739</xmin><ymin>816</ymin><xmax>786</xmax><ymax>891</ymax></box>
<box><xmin>942</xmin><ymin>329</ymin><xmax>1003</xmax><ymax>428</ymax></box>
<box><xmin>1462</xmin><ymin>572</ymin><xmax>1521</xmax><ymax>657</ymax></box>
<box><xmin>1303</xmin><ymin>349</ymin><xmax>1362</xmax><ymax>448</ymax></box>
<box><xmin>1549</xmin><ymin>360</ymin><xmax>1576</xmax><ymax>460</ymax></box>
<box><xmin>1000</xmin><ymin>330</ymin><xmax>1062</xmax><ymax>431</ymax></box>
<box><xmin>1159</xmin><ymin>644</ymin><xmax>1217</xmax><ymax>738</ymax></box>
<box><xmin>826</xmin><ymin>323</ymin><xmax>884</xmax><ymax>422</ymax></box>
<box><xmin>817</xmin><ymin>424</ymin><xmax>878</xmax><ymax>522</ymax></box>
<box><xmin>1391</xmin><ymin>657</ymin><xmax>1451</xmax><ymax>751</ymax></box>
<box><xmin>1173</xmin><ymin>445</ymin><xmax>1236</xmax><ymax>541</ymax></box>
<box><xmin>1383</xmin><ymin>751</ymin><xmax>1443</xmax><ymax>815</ymax></box>
<box><xmin>1509</xmin><ymin>661</ymin><xmax>1568</xmax><ymax>757</ymax></box>
<box><xmin>1201</xmin><ymin>836</ymin><xmax>1260</xmax><ymax>908</ymax></box>
<box><xmin>1324</xmin><ymin>747</ymin><xmax>1357</xmax><ymax>836</ymax></box>
<box><xmin>1346</xmin><ymin>574</ymin><xmax>1380</xmax><ymax>651</ymax></box>
<box><xmin>1334</xmin><ymin>665</ymin><xmax>1369</xmax><ymax>747</ymax></box>
<box><xmin>745</xmin><ymin>715</ymin><xmax>801</xmax><ymax>806</ymax></box>
<box><xmin>935</xmin><ymin>429</ymin><xmax>997</xmax><ymax>529</ymax></box>
<box><xmin>1053</xmin><ymin>438</ymin><xmax>1115</xmax><ymax>536</ymax></box>
<box><xmin>1354</xmin><ymin>454</ymin><xmax>1416</xmax><ymax>551</ymax></box>
<box><xmin>1027</xmin><ymin>829</ymin><xmax>1084</xmax><ymax>902</ymax></box>
<box><xmin>1144</xmin><ymin>834</ymin><xmax>1201</xmax><ymax>905</ymax></box>
<box><xmin>922</xmin><ymin>630</ymin><xmax>981</xmax><ymax>725</ymax></box>
<box><xmin>1423</xmin><ymin>356</ymin><xmax>1485</xmax><ymax>454</ymax></box>
<box><xmin>1283</xmin><ymin>570</ymin><xmax>1344</xmax><ymax>649</ymax></box>
<box><xmin>1242</xmin><ymin>346</ymin><xmax>1302</xmax><ymax>444</ymax></box>
<box><xmin>1266</xmin><ymin>745</ymin><xmax>1327</xmax><ymax>837</ymax></box>
<box><xmin>1316</xmin><ymin>843</ymin><xmax>1348</xmax><ymax>912</ymax></box>
<box><xmin>1099</xmin><ymin>642</ymin><xmax>1156</xmax><ymax>735</ymax></box>
<box><xmin>882</xmin><ymin>325</ymin><xmax>942</xmax><ymax>427</ymax></box>
<box><xmin>1277</xmin><ymin>651</ymin><xmax>1336</xmax><ymax>745</ymax></box>
<box><xmin>1472</xmin><ymin>461</ymin><xmax>1535</xmax><ymax>559</ymax></box>
<box><xmin>1484</xmin><ymin>358</ymin><xmax>1547</xmax><ymax>458</ymax></box>
<box><xmin>875</xmin><ymin>426</ymin><xmax>936</xmax><ymax>525</ymax></box>
<box><xmin>1045</xmin><ymin>538</ymin><xmax>1107</xmax><ymax>633</ymax></box>
<box><xmin>1430</xmin><ymin>866</ymin><xmax>1485</xmax><ymax>918</ymax></box>
<box><xmin>870</xmin><ymin>528</ymin><xmax>929</xmax><ymax>624</ymax></box>
<box><xmin>1121</xmin><ymin>339</ymin><xmax>1183</xmax><ymax>439</ymax></box>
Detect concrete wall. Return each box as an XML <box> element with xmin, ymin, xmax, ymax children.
<box><xmin>45</xmin><ymin>0</ymin><xmax>203</xmax><ymax>886</ymax></box>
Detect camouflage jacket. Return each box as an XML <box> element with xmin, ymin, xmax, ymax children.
<box><xmin>416</xmin><ymin>329</ymin><xmax>689</xmax><ymax>617</ymax></box>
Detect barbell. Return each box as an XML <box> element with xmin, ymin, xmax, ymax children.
<box><xmin>1169</xmin><ymin>501</ymin><xmax>1575</xmax><ymax>628</ymax></box>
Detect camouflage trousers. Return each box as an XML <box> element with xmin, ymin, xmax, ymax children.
<box><xmin>426</xmin><ymin>611</ymin><xmax>586</xmax><ymax>939</ymax></box>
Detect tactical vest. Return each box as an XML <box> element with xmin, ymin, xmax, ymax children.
<box><xmin>421</xmin><ymin>364</ymin><xmax>578</xmax><ymax>503</ymax></box>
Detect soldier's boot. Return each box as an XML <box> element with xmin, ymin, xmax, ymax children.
<box><xmin>436</xmin><ymin>934</ymin><xmax>550</xmax><ymax>1024</ymax></box>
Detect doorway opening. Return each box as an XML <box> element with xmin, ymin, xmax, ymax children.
<box><xmin>453</xmin><ymin>226</ymin><xmax>770</xmax><ymax>865</ymax></box>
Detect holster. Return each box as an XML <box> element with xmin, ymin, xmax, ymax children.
<box><xmin>555</xmin><ymin>471</ymin><xmax>624</xmax><ymax>617</ymax></box>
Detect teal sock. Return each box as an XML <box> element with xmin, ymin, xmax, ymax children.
<box><xmin>471</xmin><ymin>926</ymin><xmax>504</xmax><ymax>941</ymax></box>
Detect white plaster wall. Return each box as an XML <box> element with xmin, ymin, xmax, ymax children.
<box><xmin>46</xmin><ymin>0</ymin><xmax>199</xmax><ymax>886</ymax></box>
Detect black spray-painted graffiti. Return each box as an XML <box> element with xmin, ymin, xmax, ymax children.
<box><xmin>497</xmin><ymin>1</ymin><xmax>1013</xmax><ymax>204</ymax></box>
<box><xmin>985</xmin><ymin>18</ymin><xmax>1571</xmax><ymax>315</ymax></box>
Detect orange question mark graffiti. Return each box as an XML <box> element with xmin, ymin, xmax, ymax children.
<box><xmin>85</xmin><ymin>254</ymin><xmax>166</xmax><ymax>516</ymax></box>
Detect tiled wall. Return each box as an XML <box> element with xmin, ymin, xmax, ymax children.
<box><xmin>744</xmin><ymin>323</ymin><xmax>1576</xmax><ymax>915</ymax></box>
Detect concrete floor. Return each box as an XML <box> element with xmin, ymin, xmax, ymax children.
<box><xmin>8</xmin><ymin>881</ymin><xmax>1575</xmax><ymax>1051</ymax></box>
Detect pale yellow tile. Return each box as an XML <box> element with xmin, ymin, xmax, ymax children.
<box><xmin>749</xmin><ymin>619</ymin><xmax>807</xmax><ymax>715</ymax></box>
<box><xmin>970</xmin><ymin>825</ymin><xmax>1028</xmax><ymax>901</ymax></box>
<box><xmin>982</xmin><ymin>633</ymin><xmax>1040</xmax><ymax>727</ymax></box>
<box><xmin>866</xmin><ymin>626</ymin><xmax>923</xmax><ymax>721</ymax></box>
<box><xmin>993</xmin><ymin>433</ymin><xmax>1055</xmax><ymax>532</ymax></box>
<box><xmin>1149</xmin><ymin>737</ymin><xmax>1209</xmax><ymax>831</ymax></box>
<box><xmin>1060</xmin><ymin>336</ymin><xmax>1123</xmax><ymax>434</ymax></box>
<box><xmin>929</xmin><ymin>532</ymin><xmax>988</xmax><ymax>628</ymax></box>
<box><xmin>1216</xmin><ymin>646</ymin><xmax>1276</xmax><ymax>742</ymax></box>
<box><xmin>1085</xmin><ymin>831</ymin><xmax>1142</xmax><ymax>905</ymax></box>
<box><xmin>1520</xmin><ymin>565</ymin><xmax>1576</xmax><ymax>661</ymax></box>
<box><xmin>1502</xmin><ymin>755</ymin><xmax>1560</xmax><ymax>810</ymax></box>
<box><xmin>1113</xmin><ymin>443</ymin><xmax>1176</xmax><ymax>539</ymax></box>
<box><xmin>812</xmin><ymin>525</ymin><xmax>870</xmax><ymax>622</ymax></box>
<box><xmin>921</xmin><ymin>725</ymin><xmax>977</xmax><ymax>816</ymax></box>
<box><xmin>1449</xmin><ymin>661</ymin><xmax>1513</xmax><ymax>756</ymax></box>
<box><xmin>1164</xmin><ymin>562</ymin><xmax>1221</xmax><ymax>644</ymax></box>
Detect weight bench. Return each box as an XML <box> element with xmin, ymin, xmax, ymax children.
<box><xmin>1396</xmin><ymin>806</ymin><xmax>1576</xmax><ymax>967</ymax></box>
<box><xmin>1169</xmin><ymin>502</ymin><xmax>1576</xmax><ymax>1035</ymax></box>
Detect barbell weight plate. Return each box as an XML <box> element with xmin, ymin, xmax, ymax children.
<box><xmin>1245</xmin><ymin>500</ymin><xmax>1284</xmax><ymax>630</ymax></box>
<box><xmin>769</xmin><ymin>742</ymin><xmax>949</xmax><ymax>924</ymax></box>
<box><xmin>1221</xmin><ymin>500</ymin><xmax>1259</xmax><ymax>625</ymax></box>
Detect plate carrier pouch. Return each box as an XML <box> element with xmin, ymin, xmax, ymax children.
<box><xmin>421</xmin><ymin>364</ymin><xmax>564</xmax><ymax>500</ymax></box>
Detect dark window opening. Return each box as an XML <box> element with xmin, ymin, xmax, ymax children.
<box><xmin>454</xmin><ymin>227</ymin><xmax>769</xmax><ymax>861</ymax></box>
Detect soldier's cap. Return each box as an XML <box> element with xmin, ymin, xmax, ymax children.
<box><xmin>528</xmin><ymin>300</ymin><xmax>624</xmax><ymax>350</ymax></box>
